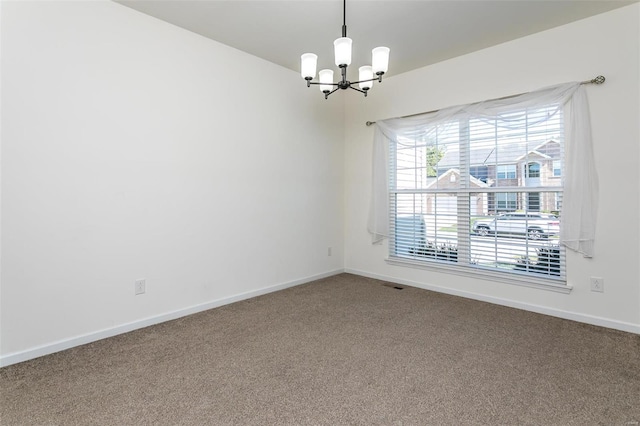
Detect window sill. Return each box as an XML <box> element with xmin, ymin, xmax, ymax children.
<box><xmin>385</xmin><ymin>256</ymin><xmax>572</xmax><ymax>294</ymax></box>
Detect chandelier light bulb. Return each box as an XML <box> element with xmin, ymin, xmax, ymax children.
<box><xmin>333</xmin><ymin>37</ymin><xmax>352</xmax><ymax>67</ymax></box>
<box><xmin>300</xmin><ymin>53</ymin><xmax>318</xmax><ymax>79</ymax></box>
<box><xmin>319</xmin><ymin>69</ymin><xmax>334</xmax><ymax>93</ymax></box>
<box><xmin>372</xmin><ymin>46</ymin><xmax>390</xmax><ymax>75</ymax></box>
<box><xmin>359</xmin><ymin>66</ymin><xmax>373</xmax><ymax>90</ymax></box>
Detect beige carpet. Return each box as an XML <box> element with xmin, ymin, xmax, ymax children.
<box><xmin>1</xmin><ymin>273</ymin><xmax>639</xmax><ymax>425</ymax></box>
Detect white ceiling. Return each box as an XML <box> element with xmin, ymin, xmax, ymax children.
<box><xmin>115</xmin><ymin>0</ymin><xmax>636</xmax><ymax>77</ymax></box>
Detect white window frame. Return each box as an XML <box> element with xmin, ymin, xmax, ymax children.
<box><xmin>387</xmin><ymin>106</ymin><xmax>567</xmax><ymax>291</ymax></box>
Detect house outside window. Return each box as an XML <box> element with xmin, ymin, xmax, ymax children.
<box><xmin>389</xmin><ymin>104</ymin><xmax>565</xmax><ymax>283</ymax></box>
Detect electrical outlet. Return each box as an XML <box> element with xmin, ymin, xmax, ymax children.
<box><xmin>135</xmin><ymin>279</ymin><xmax>146</xmax><ymax>295</ymax></box>
<box><xmin>590</xmin><ymin>277</ymin><xmax>604</xmax><ymax>293</ymax></box>
<box><xmin>328</xmin><ymin>247</ymin><xmax>332</xmax><ymax>256</ymax></box>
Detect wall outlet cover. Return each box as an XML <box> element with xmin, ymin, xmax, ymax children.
<box><xmin>135</xmin><ymin>279</ymin><xmax>146</xmax><ymax>295</ymax></box>
<box><xmin>590</xmin><ymin>277</ymin><xmax>604</xmax><ymax>293</ymax></box>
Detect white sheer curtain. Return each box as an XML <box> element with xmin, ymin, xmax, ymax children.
<box><xmin>367</xmin><ymin>82</ymin><xmax>599</xmax><ymax>257</ymax></box>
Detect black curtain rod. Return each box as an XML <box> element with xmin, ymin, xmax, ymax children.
<box><xmin>365</xmin><ymin>75</ymin><xmax>606</xmax><ymax>126</ymax></box>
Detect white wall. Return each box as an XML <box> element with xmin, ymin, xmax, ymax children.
<box><xmin>0</xmin><ymin>1</ymin><xmax>344</xmax><ymax>364</ymax></box>
<box><xmin>344</xmin><ymin>4</ymin><xmax>640</xmax><ymax>332</ymax></box>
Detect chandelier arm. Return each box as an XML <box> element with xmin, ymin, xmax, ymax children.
<box><xmin>349</xmin><ymin>86</ymin><xmax>366</xmax><ymax>94</ymax></box>
<box><xmin>307</xmin><ymin>81</ymin><xmax>340</xmax><ymax>87</ymax></box>
<box><xmin>324</xmin><ymin>87</ymin><xmax>341</xmax><ymax>99</ymax></box>
<box><xmin>351</xmin><ymin>76</ymin><xmax>382</xmax><ymax>85</ymax></box>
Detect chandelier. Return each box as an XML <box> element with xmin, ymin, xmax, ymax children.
<box><xmin>300</xmin><ymin>0</ymin><xmax>389</xmax><ymax>99</ymax></box>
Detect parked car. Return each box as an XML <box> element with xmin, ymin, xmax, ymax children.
<box><xmin>473</xmin><ymin>212</ymin><xmax>560</xmax><ymax>239</ymax></box>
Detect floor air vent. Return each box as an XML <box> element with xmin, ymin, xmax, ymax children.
<box><xmin>382</xmin><ymin>283</ymin><xmax>404</xmax><ymax>290</ymax></box>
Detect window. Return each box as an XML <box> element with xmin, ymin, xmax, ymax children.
<box><xmin>496</xmin><ymin>165</ymin><xmax>516</xmax><ymax>179</ymax></box>
<box><xmin>526</xmin><ymin>162</ymin><xmax>541</xmax><ymax>178</ymax></box>
<box><xmin>389</xmin><ymin>104</ymin><xmax>565</xmax><ymax>283</ymax></box>
<box><xmin>496</xmin><ymin>192</ymin><xmax>517</xmax><ymax>211</ymax></box>
<box><xmin>553</xmin><ymin>160</ymin><xmax>561</xmax><ymax>177</ymax></box>
<box><xmin>527</xmin><ymin>192</ymin><xmax>540</xmax><ymax>211</ymax></box>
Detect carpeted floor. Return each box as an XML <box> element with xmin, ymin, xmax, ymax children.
<box><xmin>1</xmin><ymin>273</ymin><xmax>639</xmax><ymax>425</ymax></box>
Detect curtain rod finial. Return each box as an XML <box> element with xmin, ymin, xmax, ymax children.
<box><xmin>592</xmin><ymin>75</ymin><xmax>605</xmax><ymax>84</ymax></box>
<box><xmin>366</xmin><ymin>121</ymin><xmax>375</xmax><ymax>126</ymax></box>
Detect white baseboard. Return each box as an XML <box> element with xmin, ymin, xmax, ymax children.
<box><xmin>5</xmin><ymin>267</ymin><xmax>635</xmax><ymax>368</ymax></box>
<box><xmin>0</xmin><ymin>269</ymin><xmax>345</xmax><ymax>368</ymax></box>
<box><xmin>346</xmin><ymin>268</ymin><xmax>640</xmax><ymax>335</ymax></box>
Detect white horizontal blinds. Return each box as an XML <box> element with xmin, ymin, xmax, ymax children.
<box><xmin>390</xmin><ymin>104</ymin><xmax>565</xmax><ymax>280</ymax></box>
<box><xmin>393</xmin><ymin>136</ymin><xmax>427</xmax><ymax>259</ymax></box>
<box><xmin>468</xmin><ymin>105</ymin><xmax>564</xmax><ymax>279</ymax></box>
<box><xmin>391</xmin><ymin>122</ymin><xmax>462</xmax><ymax>262</ymax></box>
<box><xmin>431</xmin><ymin>123</ymin><xmax>462</xmax><ymax>262</ymax></box>
<box><xmin>469</xmin><ymin>213</ymin><xmax>566</xmax><ymax>278</ymax></box>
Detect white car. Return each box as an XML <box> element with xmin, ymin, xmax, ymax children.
<box><xmin>473</xmin><ymin>213</ymin><xmax>560</xmax><ymax>239</ymax></box>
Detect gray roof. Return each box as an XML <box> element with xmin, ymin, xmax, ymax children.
<box><xmin>425</xmin><ymin>169</ymin><xmax>489</xmax><ymax>189</ymax></box>
<box><xmin>437</xmin><ymin>140</ymin><xmax>560</xmax><ymax>168</ymax></box>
